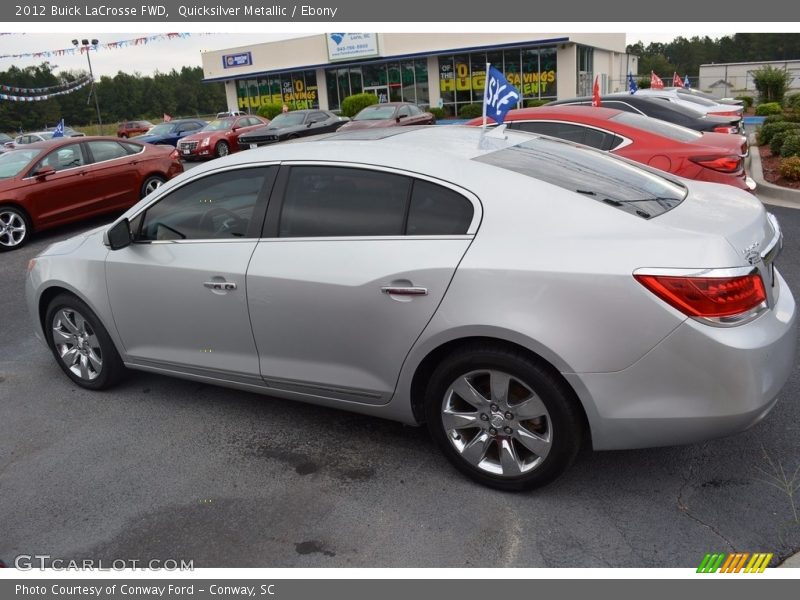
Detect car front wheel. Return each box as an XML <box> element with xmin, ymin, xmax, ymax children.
<box><xmin>45</xmin><ymin>293</ymin><xmax>126</xmax><ymax>390</ymax></box>
<box><xmin>215</xmin><ymin>140</ymin><xmax>230</xmax><ymax>157</ymax></box>
<box><xmin>0</xmin><ymin>205</ymin><xmax>31</xmax><ymax>251</ymax></box>
<box><xmin>425</xmin><ymin>344</ymin><xmax>585</xmax><ymax>491</ymax></box>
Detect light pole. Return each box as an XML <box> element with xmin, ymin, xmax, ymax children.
<box><xmin>72</xmin><ymin>38</ymin><xmax>102</xmax><ymax>129</ymax></box>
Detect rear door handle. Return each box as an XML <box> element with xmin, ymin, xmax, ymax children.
<box><xmin>204</xmin><ymin>281</ymin><xmax>237</xmax><ymax>291</ymax></box>
<box><xmin>381</xmin><ymin>286</ymin><xmax>428</xmax><ymax>296</ymax></box>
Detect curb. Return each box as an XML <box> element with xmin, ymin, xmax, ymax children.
<box><xmin>779</xmin><ymin>551</ymin><xmax>800</xmax><ymax>568</ymax></box>
<box><xmin>748</xmin><ymin>134</ymin><xmax>800</xmax><ymax>208</ymax></box>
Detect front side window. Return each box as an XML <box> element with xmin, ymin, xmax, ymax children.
<box><xmin>138</xmin><ymin>167</ymin><xmax>272</xmax><ymax>241</ymax></box>
<box><xmin>279</xmin><ymin>166</ymin><xmax>410</xmax><ymax>237</ymax></box>
<box><xmin>35</xmin><ymin>144</ymin><xmax>86</xmax><ymax>172</ymax></box>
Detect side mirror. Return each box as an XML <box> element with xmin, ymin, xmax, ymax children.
<box><xmin>106</xmin><ymin>218</ymin><xmax>132</xmax><ymax>250</ymax></box>
<box><xmin>35</xmin><ymin>165</ymin><xmax>56</xmax><ymax>179</ymax></box>
<box><xmin>306</xmin><ymin>121</ymin><xmax>316</xmax><ymax>127</ymax></box>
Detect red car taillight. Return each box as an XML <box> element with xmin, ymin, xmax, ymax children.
<box><xmin>712</xmin><ymin>125</ymin><xmax>738</xmax><ymax>134</ymax></box>
<box><xmin>169</xmin><ymin>149</ymin><xmax>180</xmax><ymax>160</ymax></box>
<box><xmin>689</xmin><ymin>155</ymin><xmax>741</xmax><ymax>173</ymax></box>
<box><xmin>635</xmin><ymin>273</ymin><xmax>766</xmax><ymax>318</ymax></box>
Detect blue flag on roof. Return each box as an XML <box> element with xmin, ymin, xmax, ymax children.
<box><xmin>628</xmin><ymin>72</ymin><xmax>638</xmax><ymax>95</ymax></box>
<box><xmin>483</xmin><ymin>65</ymin><xmax>520</xmax><ymax>125</ymax></box>
<box><xmin>52</xmin><ymin>118</ymin><xmax>65</xmax><ymax>138</ymax></box>
<box><xmin>684</xmin><ymin>74</ymin><xmax>691</xmax><ymax>88</ymax></box>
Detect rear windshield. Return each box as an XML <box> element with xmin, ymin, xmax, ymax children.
<box><xmin>611</xmin><ymin>112</ymin><xmax>703</xmax><ymax>142</ymax></box>
<box><xmin>474</xmin><ymin>137</ymin><xmax>686</xmax><ymax>219</ymax></box>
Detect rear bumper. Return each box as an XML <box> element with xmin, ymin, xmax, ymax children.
<box><xmin>568</xmin><ymin>268</ymin><xmax>796</xmax><ymax>450</ymax></box>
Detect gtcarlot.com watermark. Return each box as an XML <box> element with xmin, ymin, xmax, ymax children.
<box><xmin>12</xmin><ymin>555</ymin><xmax>194</xmax><ymax>571</ymax></box>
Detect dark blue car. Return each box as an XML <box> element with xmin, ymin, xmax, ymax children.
<box><xmin>134</xmin><ymin>119</ymin><xmax>206</xmax><ymax>146</ymax></box>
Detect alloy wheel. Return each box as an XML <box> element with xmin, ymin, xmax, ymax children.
<box><xmin>441</xmin><ymin>369</ymin><xmax>552</xmax><ymax>477</ymax></box>
<box><xmin>51</xmin><ymin>308</ymin><xmax>103</xmax><ymax>381</ymax></box>
<box><xmin>0</xmin><ymin>209</ymin><xmax>27</xmax><ymax>248</ymax></box>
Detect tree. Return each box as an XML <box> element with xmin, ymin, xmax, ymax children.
<box><xmin>752</xmin><ymin>66</ymin><xmax>793</xmax><ymax>104</ymax></box>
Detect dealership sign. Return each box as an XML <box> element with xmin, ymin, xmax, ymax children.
<box><xmin>327</xmin><ymin>33</ymin><xmax>379</xmax><ymax>61</ymax></box>
<box><xmin>222</xmin><ymin>52</ymin><xmax>253</xmax><ymax>69</ymax></box>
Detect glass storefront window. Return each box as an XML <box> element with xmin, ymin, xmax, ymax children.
<box><xmin>402</xmin><ymin>61</ymin><xmax>416</xmax><ymax>103</ymax></box>
<box><xmin>414</xmin><ymin>59</ymin><xmax>429</xmax><ymax>107</ymax></box>
<box><xmin>539</xmin><ymin>47</ymin><xmax>558</xmax><ymax>99</ymax></box>
<box><xmin>326</xmin><ymin>70</ymin><xmax>339</xmax><ymax>110</ymax></box>
<box><xmin>362</xmin><ymin>63</ymin><xmax>384</xmax><ymax>88</ymax></box>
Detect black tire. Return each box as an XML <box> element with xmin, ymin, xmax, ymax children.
<box><xmin>45</xmin><ymin>293</ymin><xmax>126</xmax><ymax>390</ymax></box>
<box><xmin>140</xmin><ymin>175</ymin><xmax>166</xmax><ymax>198</ymax></box>
<box><xmin>119</xmin><ymin>133</ymin><xmax>128</xmax><ymax>138</ymax></box>
<box><xmin>424</xmin><ymin>344</ymin><xmax>584</xmax><ymax>491</ymax></box>
<box><xmin>215</xmin><ymin>140</ymin><xmax>230</xmax><ymax>157</ymax></box>
<box><xmin>0</xmin><ymin>205</ymin><xmax>31</xmax><ymax>252</ymax></box>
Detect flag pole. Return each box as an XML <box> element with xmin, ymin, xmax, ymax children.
<box><xmin>482</xmin><ymin>62</ymin><xmax>490</xmax><ymax>133</ymax></box>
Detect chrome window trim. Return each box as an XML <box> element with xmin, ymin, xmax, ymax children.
<box><xmin>22</xmin><ymin>140</ymin><xmax>147</xmax><ymax>180</ymax></box>
<box><xmin>762</xmin><ymin>213</ymin><xmax>783</xmax><ymax>264</ymax></box>
<box><xmin>278</xmin><ymin>159</ymin><xmax>484</xmax><ymax>235</ymax></box>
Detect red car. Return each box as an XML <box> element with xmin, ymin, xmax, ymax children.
<box><xmin>177</xmin><ymin>115</ymin><xmax>269</xmax><ymax>160</ymax></box>
<box><xmin>338</xmin><ymin>102</ymin><xmax>436</xmax><ymax>131</ymax></box>
<box><xmin>0</xmin><ymin>136</ymin><xmax>183</xmax><ymax>251</ymax></box>
<box><xmin>467</xmin><ymin>106</ymin><xmax>752</xmax><ymax>191</ymax></box>
<box><xmin>117</xmin><ymin>120</ymin><xmax>154</xmax><ymax>138</ymax></box>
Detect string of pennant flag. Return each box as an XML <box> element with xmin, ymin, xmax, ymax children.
<box><xmin>0</xmin><ymin>76</ymin><xmax>92</xmax><ymax>101</ymax></box>
<box><xmin>0</xmin><ymin>74</ymin><xmax>92</xmax><ymax>95</ymax></box>
<box><xmin>0</xmin><ymin>32</ymin><xmax>196</xmax><ymax>60</ymax></box>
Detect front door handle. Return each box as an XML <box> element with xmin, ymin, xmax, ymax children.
<box><xmin>381</xmin><ymin>286</ymin><xmax>428</xmax><ymax>296</ymax></box>
<box><xmin>204</xmin><ymin>281</ymin><xmax>237</xmax><ymax>291</ymax></box>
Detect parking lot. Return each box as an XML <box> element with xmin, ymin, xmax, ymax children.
<box><xmin>0</xmin><ymin>191</ymin><xmax>797</xmax><ymax>568</ymax></box>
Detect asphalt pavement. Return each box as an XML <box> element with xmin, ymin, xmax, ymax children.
<box><xmin>1</xmin><ymin>199</ymin><xmax>799</xmax><ymax>568</ymax></box>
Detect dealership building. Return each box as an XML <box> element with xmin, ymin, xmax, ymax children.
<box><xmin>202</xmin><ymin>33</ymin><xmax>637</xmax><ymax>117</ymax></box>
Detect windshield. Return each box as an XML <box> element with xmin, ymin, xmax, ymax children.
<box><xmin>611</xmin><ymin>112</ymin><xmax>703</xmax><ymax>142</ymax></box>
<box><xmin>202</xmin><ymin>118</ymin><xmax>235</xmax><ymax>132</ymax></box>
<box><xmin>354</xmin><ymin>106</ymin><xmax>397</xmax><ymax>121</ymax></box>
<box><xmin>474</xmin><ymin>136</ymin><xmax>686</xmax><ymax>219</ymax></box>
<box><xmin>269</xmin><ymin>113</ymin><xmax>305</xmax><ymax>127</ymax></box>
<box><xmin>146</xmin><ymin>123</ymin><xmax>175</xmax><ymax>135</ymax></box>
<box><xmin>0</xmin><ymin>149</ymin><xmax>41</xmax><ymax>179</ymax></box>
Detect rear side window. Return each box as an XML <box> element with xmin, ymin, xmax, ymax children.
<box><xmin>474</xmin><ymin>138</ymin><xmax>686</xmax><ymax>219</ymax></box>
<box><xmin>278</xmin><ymin>166</ymin><xmax>475</xmax><ymax>237</ymax></box>
<box><xmin>407</xmin><ymin>181</ymin><xmax>474</xmax><ymax>235</ymax></box>
<box><xmin>119</xmin><ymin>141</ymin><xmax>145</xmax><ymax>155</ymax></box>
<box><xmin>509</xmin><ymin>121</ymin><xmax>620</xmax><ymax>151</ymax></box>
<box><xmin>87</xmin><ymin>140</ymin><xmax>129</xmax><ymax>163</ymax></box>
<box><xmin>280</xmin><ymin>166</ymin><xmax>410</xmax><ymax>237</ymax></box>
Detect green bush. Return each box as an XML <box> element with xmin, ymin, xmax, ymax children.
<box><xmin>755</xmin><ymin>102</ymin><xmax>783</xmax><ymax>116</ymax></box>
<box><xmin>457</xmin><ymin>103</ymin><xmax>483</xmax><ymax>119</ymax></box>
<box><xmin>757</xmin><ymin>121</ymin><xmax>800</xmax><ymax>145</ymax></box>
<box><xmin>257</xmin><ymin>102</ymin><xmax>285</xmax><ymax>120</ymax></box>
<box><xmin>783</xmin><ymin>93</ymin><xmax>800</xmax><ymax>110</ymax></box>
<box><xmin>429</xmin><ymin>107</ymin><xmax>445</xmax><ymax>120</ymax></box>
<box><xmin>735</xmin><ymin>96</ymin><xmax>754</xmax><ymax>109</ymax></box>
<box><xmin>779</xmin><ymin>156</ymin><xmax>800</xmax><ymax>180</ymax></box>
<box><xmin>779</xmin><ymin>134</ymin><xmax>800</xmax><ymax>158</ymax></box>
<box><xmin>764</xmin><ymin>114</ymin><xmax>787</xmax><ymax>125</ymax></box>
<box><xmin>769</xmin><ymin>129</ymin><xmax>795</xmax><ymax>155</ymax></box>
<box><xmin>340</xmin><ymin>93</ymin><xmax>379</xmax><ymax>118</ymax></box>
<box><xmin>524</xmin><ymin>99</ymin><xmax>548</xmax><ymax>108</ymax></box>
<box><xmin>752</xmin><ymin>66</ymin><xmax>792</xmax><ymax>104</ymax></box>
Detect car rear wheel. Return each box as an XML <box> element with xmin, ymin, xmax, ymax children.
<box><xmin>424</xmin><ymin>344</ymin><xmax>584</xmax><ymax>491</ymax></box>
<box><xmin>215</xmin><ymin>140</ymin><xmax>230</xmax><ymax>157</ymax></box>
<box><xmin>0</xmin><ymin>205</ymin><xmax>31</xmax><ymax>252</ymax></box>
<box><xmin>140</xmin><ymin>175</ymin><xmax>166</xmax><ymax>198</ymax></box>
<box><xmin>45</xmin><ymin>293</ymin><xmax>126</xmax><ymax>390</ymax></box>
<box><xmin>119</xmin><ymin>133</ymin><xmax>128</xmax><ymax>138</ymax></box>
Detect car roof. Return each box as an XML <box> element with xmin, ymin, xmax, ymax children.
<box><xmin>22</xmin><ymin>135</ymin><xmax>144</xmax><ymax>150</ymax></box>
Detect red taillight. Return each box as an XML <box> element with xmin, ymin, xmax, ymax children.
<box><xmin>169</xmin><ymin>149</ymin><xmax>179</xmax><ymax>160</ymax></box>
<box><xmin>712</xmin><ymin>126</ymin><xmax>738</xmax><ymax>134</ymax></box>
<box><xmin>689</xmin><ymin>155</ymin><xmax>741</xmax><ymax>173</ymax></box>
<box><xmin>635</xmin><ymin>273</ymin><xmax>766</xmax><ymax>318</ymax></box>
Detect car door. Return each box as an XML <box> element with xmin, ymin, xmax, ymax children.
<box><xmin>83</xmin><ymin>140</ymin><xmax>140</xmax><ymax>210</ymax></box>
<box><xmin>105</xmin><ymin>165</ymin><xmax>277</xmax><ymax>383</ymax></box>
<box><xmin>246</xmin><ymin>164</ymin><xmax>480</xmax><ymax>404</ymax></box>
<box><xmin>22</xmin><ymin>142</ymin><xmax>92</xmax><ymax>227</ymax></box>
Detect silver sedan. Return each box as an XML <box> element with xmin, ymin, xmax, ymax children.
<box><xmin>25</xmin><ymin>126</ymin><xmax>796</xmax><ymax>490</ymax></box>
